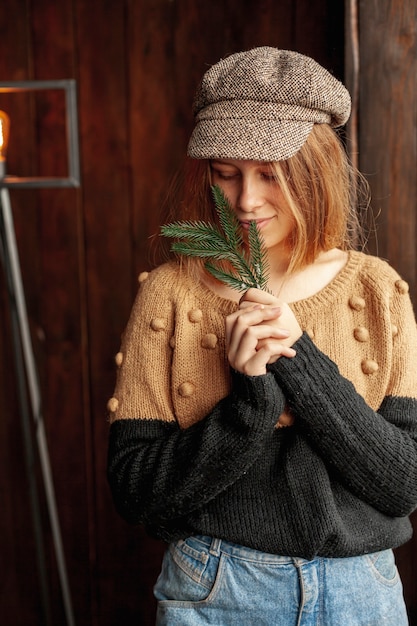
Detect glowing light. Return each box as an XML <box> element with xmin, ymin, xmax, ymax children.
<box><xmin>0</xmin><ymin>110</ymin><xmax>10</xmax><ymax>162</ymax></box>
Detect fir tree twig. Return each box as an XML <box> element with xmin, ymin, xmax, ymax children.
<box><xmin>160</xmin><ymin>185</ymin><xmax>270</xmax><ymax>292</ymax></box>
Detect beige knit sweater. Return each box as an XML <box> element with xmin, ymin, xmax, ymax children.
<box><xmin>108</xmin><ymin>250</ymin><xmax>417</xmax><ymax>428</ymax></box>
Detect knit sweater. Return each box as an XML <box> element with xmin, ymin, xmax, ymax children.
<box><xmin>107</xmin><ymin>250</ymin><xmax>417</xmax><ymax>559</ymax></box>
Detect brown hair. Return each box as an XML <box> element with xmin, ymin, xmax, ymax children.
<box><xmin>270</xmin><ymin>124</ymin><xmax>368</xmax><ymax>272</ymax></box>
<box><xmin>157</xmin><ymin>124</ymin><xmax>369</xmax><ymax>275</ymax></box>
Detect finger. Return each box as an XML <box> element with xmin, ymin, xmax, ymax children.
<box><xmin>258</xmin><ymin>340</ymin><xmax>297</xmax><ymax>362</ymax></box>
<box><xmin>226</xmin><ymin>305</ymin><xmax>281</xmax><ymax>333</ymax></box>
<box><xmin>228</xmin><ymin>324</ymin><xmax>292</xmax><ymax>370</ymax></box>
<box><xmin>240</xmin><ymin>288</ymin><xmax>280</xmax><ymax>307</ymax></box>
<box><xmin>231</xmin><ymin>337</ymin><xmax>296</xmax><ymax>376</ymax></box>
<box><xmin>226</xmin><ymin>306</ymin><xmax>282</xmax><ymax>350</ymax></box>
<box><xmin>239</xmin><ymin>299</ymin><xmax>261</xmax><ymax>310</ymax></box>
<box><xmin>234</xmin><ymin>347</ymin><xmax>271</xmax><ymax>376</ymax></box>
<box><xmin>255</xmin><ymin>342</ymin><xmax>296</xmax><ymax>367</ymax></box>
<box><xmin>226</xmin><ymin>305</ymin><xmax>262</xmax><ymax>346</ymax></box>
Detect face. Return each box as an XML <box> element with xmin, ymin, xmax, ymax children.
<box><xmin>210</xmin><ymin>159</ymin><xmax>295</xmax><ymax>259</ymax></box>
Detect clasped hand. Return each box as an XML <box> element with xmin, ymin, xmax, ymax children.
<box><xmin>226</xmin><ymin>288</ymin><xmax>302</xmax><ymax>376</ymax></box>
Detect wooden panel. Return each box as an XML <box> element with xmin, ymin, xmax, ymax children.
<box><xmin>74</xmin><ymin>1</ymin><xmax>137</xmax><ymax>624</ymax></box>
<box><xmin>294</xmin><ymin>0</ymin><xmax>345</xmax><ymax>76</ymax></box>
<box><xmin>358</xmin><ymin>0</ymin><xmax>417</xmax><ymax>297</ymax></box>
<box><xmin>0</xmin><ymin>1</ymin><xmax>49</xmax><ymax>624</ymax></box>
<box><xmin>348</xmin><ymin>1</ymin><xmax>417</xmax><ymax>622</ymax></box>
<box><xmin>30</xmin><ymin>1</ymin><xmax>93</xmax><ymax>623</ymax></box>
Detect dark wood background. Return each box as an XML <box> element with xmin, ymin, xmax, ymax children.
<box><xmin>0</xmin><ymin>1</ymin><xmax>416</xmax><ymax>625</ymax></box>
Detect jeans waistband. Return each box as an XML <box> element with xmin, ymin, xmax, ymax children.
<box><xmin>192</xmin><ymin>535</ymin><xmax>296</xmax><ymax>564</ymax></box>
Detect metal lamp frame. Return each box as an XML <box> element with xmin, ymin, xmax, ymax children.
<box><xmin>0</xmin><ymin>79</ymin><xmax>80</xmax><ymax>626</ymax></box>
<box><xmin>0</xmin><ymin>79</ymin><xmax>80</xmax><ymax>187</ymax></box>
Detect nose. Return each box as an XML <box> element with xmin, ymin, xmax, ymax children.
<box><xmin>237</xmin><ymin>176</ymin><xmax>263</xmax><ymax>214</ymax></box>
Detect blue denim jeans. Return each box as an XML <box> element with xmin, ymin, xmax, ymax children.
<box><xmin>154</xmin><ymin>535</ymin><xmax>408</xmax><ymax>625</ymax></box>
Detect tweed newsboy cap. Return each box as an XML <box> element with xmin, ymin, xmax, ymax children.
<box><xmin>187</xmin><ymin>47</ymin><xmax>351</xmax><ymax>162</ymax></box>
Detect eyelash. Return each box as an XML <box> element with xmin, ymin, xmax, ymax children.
<box><xmin>214</xmin><ymin>171</ymin><xmax>237</xmax><ymax>180</ymax></box>
<box><xmin>212</xmin><ymin>170</ymin><xmax>275</xmax><ymax>182</ymax></box>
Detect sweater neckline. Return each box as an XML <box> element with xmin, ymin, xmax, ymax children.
<box><xmin>183</xmin><ymin>250</ymin><xmax>363</xmax><ymax>314</ymax></box>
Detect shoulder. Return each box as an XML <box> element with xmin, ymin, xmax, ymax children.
<box><xmin>137</xmin><ymin>261</ymin><xmax>186</xmax><ymax>294</ymax></box>
<box><xmin>128</xmin><ymin>261</ymin><xmax>234</xmax><ymax>330</ymax></box>
<box><xmin>121</xmin><ymin>262</ymin><xmax>187</xmax><ymax>338</ymax></box>
<box><xmin>135</xmin><ymin>261</ymin><xmax>237</xmax><ymax>316</ymax></box>
<box><xmin>348</xmin><ymin>252</ymin><xmax>416</xmax><ymax>339</ymax></box>
<box><xmin>350</xmin><ymin>250</ymin><xmax>409</xmax><ymax>298</ymax></box>
<box><xmin>132</xmin><ymin>261</ymin><xmax>200</xmax><ymax>308</ymax></box>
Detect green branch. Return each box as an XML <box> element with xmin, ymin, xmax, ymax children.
<box><xmin>160</xmin><ymin>185</ymin><xmax>270</xmax><ymax>292</ymax></box>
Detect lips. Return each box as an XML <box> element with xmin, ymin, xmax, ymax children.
<box><xmin>240</xmin><ymin>217</ymin><xmax>274</xmax><ymax>231</ymax></box>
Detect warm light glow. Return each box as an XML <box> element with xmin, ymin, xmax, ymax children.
<box><xmin>0</xmin><ymin>110</ymin><xmax>10</xmax><ymax>162</ymax></box>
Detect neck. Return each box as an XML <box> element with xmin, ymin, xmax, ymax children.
<box><xmin>264</xmin><ymin>245</ymin><xmax>293</xmax><ymax>283</ymax></box>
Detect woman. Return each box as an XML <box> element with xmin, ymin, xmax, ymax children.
<box><xmin>107</xmin><ymin>47</ymin><xmax>417</xmax><ymax>625</ymax></box>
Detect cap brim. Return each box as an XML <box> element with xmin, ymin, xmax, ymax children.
<box><xmin>187</xmin><ymin>117</ymin><xmax>314</xmax><ymax>162</ymax></box>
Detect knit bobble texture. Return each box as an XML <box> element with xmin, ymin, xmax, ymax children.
<box><xmin>202</xmin><ymin>333</ymin><xmax>218</xmax><ymax>349</ymax></box>
<box><xmin>354</xmin><ymin>327</ymin><xmax>369</xmax><ymax>343</ymax></box>
<box><xmin>107</xmin><ymin>397</ymin><xmax>119</xmax><ymax>412</ymax></box>
<box><xmin>178</xmin><ymin>382</ymin><xmax>195</xmax><ymax>397</ymax></box>
<box><xmin>150</xmin><ymin>317</ymin><xmax>167</xmax><ymax>331</ymax></box>
<box><xmin>349</xmin><ymin>295</ymin><xmax>366</xmax><ymax>311</ymax></box>
<box><xmin>395</xmin><ymin>279</ymin><xmax>409</xmax><ymax>294</ymax></box>
<box><xmin>138</xmin><ymin>271</ymin><xmax>149</xmax><ymax>284</ymax></box>
<box><xmin>188</xmin><ymin>308</ymin><xmax>203</xmax><ymax>323</ymax></box>
<box><xmin>361</xmin><ymin>359</ymin><xmax>379</xmax><ymax>375</ymax></box>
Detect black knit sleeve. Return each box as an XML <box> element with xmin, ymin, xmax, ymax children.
<box><xmin>107</xmin><ymin>369</ymin><xmax>285</xmax><ymax>525</ymax></box>
<box><xmin>269</xmin><ymin>332</ymin><xmax>417</xmax><ymax>517</ymax></box>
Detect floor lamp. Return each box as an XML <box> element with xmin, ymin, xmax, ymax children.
<box><xmin>0</xmin><ymin>79</ymin><xmax>80</xmax><ymax>626</ymax></box>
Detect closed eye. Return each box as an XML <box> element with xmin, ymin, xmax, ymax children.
<box><xmin>211</xmin><ymin>167</ymin><xmax>239</xmax><ymax>180</ymax></box>
<box><xmin>260</xmin><ymin>171</ymin><xmax>277</xmax><ymax>182</ymax></box>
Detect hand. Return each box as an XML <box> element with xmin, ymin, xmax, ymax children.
<box><xmin>226</xmin><ymin>304</ymin><xmax>296</xmax><ymax>376</ymax></box>
<box><xmin>239</xmin><ymin>289</ymin><xmax>302</xmax><ymax>350</ymax></box>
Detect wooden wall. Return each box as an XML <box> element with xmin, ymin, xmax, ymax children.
<box><xmin>0</xmin><ymin>1</ymin><xmax>415</xmax><ymax>625</ymax></box>
<box><xmin>346</xmin><ymin>1</ymin><xmax>417</xmax><ymax>622</ymax></box>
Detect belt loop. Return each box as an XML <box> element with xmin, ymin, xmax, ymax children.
<box><xmin>209</xmin><ymin>537</ymin><xmax>221</xmax><ymax>556</ymax></box>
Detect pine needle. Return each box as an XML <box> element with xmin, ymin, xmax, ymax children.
<box><xmin>160</xmin><ymin>185</ymin><xmax>270</xmax><ymax>293</ymax></box>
